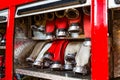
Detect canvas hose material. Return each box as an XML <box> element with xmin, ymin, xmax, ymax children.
<box><xmin>33</xmin><ymin>43</ymin><xmax>52</xmax><ymax>66</ymax></box>
<box><xmin>26</xmin><ymin>41</ymin><xmax>47</xmax><ymax>63</ymax></box>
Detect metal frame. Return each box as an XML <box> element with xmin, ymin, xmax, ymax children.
<box><xmin>0</xmin><ymin>0</ymin><xmax>109</xmax><ymax>80</ymax></box>
<box><xmin>5</xmin><ymin>6</ymin><xmax>15</xmax><ymax>80</ymax></box>
<box><xmin>15</xmin><ymin>0</ymin><xmax>91</xmax><ymax>18</ymax></box>
<box><xmin>91</xmin><ymin>0</ymin><xmax>108</xmax><ymax>80</ymax></box>
<box><xmin>0</xmin><ymin>1</ymin><xmax>35</xmax><ymax>80</ymax></box>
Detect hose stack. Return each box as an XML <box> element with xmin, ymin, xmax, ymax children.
<box><xmin>45</xmin><ymin>13</ymin><xmax>55</xmax><ymax>39</ymax></box>
<box><xmin>66</xmin><ymin>8</ymin><xmax>81</xmax><ymax>38</ymax></box>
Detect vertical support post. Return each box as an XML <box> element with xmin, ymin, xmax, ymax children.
<box><xmin>91</xmin><ymin>0</ymin><xmax>108</xmax><ymax>80</ymax></box>
<box><xmin>5</xmin><ymin>6</ymin><xmax>15</xmax><ymax>80</ymax></box>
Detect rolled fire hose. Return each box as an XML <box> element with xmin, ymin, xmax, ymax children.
<box><xmin>55</xmin><ymin>17</ymin><xmax>68</xmax><ymax>37</ymax></box>
<box><xmin>45</xmin><ymin>13</ymin><xmax>55</xmax><ymax>39</ymax></box>
<box><xmin>66</xmin><ymin>8</ymin><xmax>79</xmax><ymax>19</ymax></box>
<box><xmin>64</xmin><ymin>41</ymin><xmax>82</xmax><ymax>70</ymax></box>
<box><xmin>73</xmin><ymin>13</ymin><xmax>91</xmax><ymax>74</ymax></box>
<box><xmin>45</xmin><ymin>20</ymin><xmax>55</xmax><ymax>39</ymax></box>
<box><xmin>15</xmin><ymin>18</ymin><xmax>28</xmax><ymax>39</ymax></box>
<box><xmin>61</xmin><ymin>40</ymin><xmax>69</xmax><ymax>65</ymax></box>
<box><xmin>15</xmin><ymin>27</ymin><xmax>27</xmax><ymax>39</ymax></box>
<box><xmin>35</xmin><ymin>14</ymin><xmax>47</xmax><ymax>32</ymax></box>
<box><xmin>66</xmin><ymin>8</ymin><xmax>81</xmax><ymax>38</ymax></box>
<box><xmin>55</xmin><ymin>10</ymin><xmax>66</xmax><ymax>18</ymax></box>
<box><xmin>33</xmin><ymin>43</ymin><xmax>52</xmax><ymax>67</ymax></box>
<box><xmin>73</xmin><ymin>40</ymin><xmax>91</xmax><ymax>74</ymax></box>
<box><xmin>39</xmin><ymin>19</ymin><xmax>46</xmax><ymax>31</ymax></box>
<box><xmin>32</xmin><ymin>14</ymin><xmax>47</xmax><ymax>39</ymax></box>
<box><xmin>55</xmin><ymin>10</ymin><xmax>67</xmax><ymax>37</ymax></box>
<box><xmin>68</xmin><ymin>17</ymin><xmax>81</xmax><ymax>38</ymax></box>
<box><xmin>43</xmin><ymin>40</ymin><xmax>68</xmax><ymax>69</ymax></box>
<box><xmin>15</xmin><ymin>40</ymin><xmax>36</xmax><ymax>65</ymax></box>
<box><xmin>82</xmin><ymin>6</ymin><xmax>90</xmax><ymax>16</ymax></box>
<box><xmin>14</xmin><ymin>40</ymin><xmax>33</xmax><ymax>60</ymax></box>
<box><xmin>50</xmin><ymin>40</ymin><xmax>69</xmax><ymax>70</ymax></box>
<box><xmin>43</xmin><ymin>41</ymin><xmax>58</xmax><ymax>60</ymax></box>
<box><xmin>34</xmin><ymin>14</ymin><xmax>42</xmax><ymax>27</ymax></box>
<box><xmin>31</xmin><ymin>25</ymin><xmax>46</xmax><ymax>39</ymax></box>
<box><xmin>51</xmin><ymin>40</ymin><xmax>65</xmax><ymax>64</ymax></box>
<box><xmin>14</xmin><ymin>40</ymin><xmax>27</xmax><ymax>60</ymax></box>
<box><xmin>26</xmin><ymin>41</ymin><xmax>47</xmax><ymax>63</ymax></box>
<box><xmin>46</xmin><ymin>13</ymin><xmax>54</xmax><ymax>21</ymax></box>
<box><xmin>83</xmin><ymin>15</ymin><xmax>91</xmax><ymax>38</ymax></box>
<box><xmin>53</xmin><ymin>40</ymin><xmax>69</xmax><ymax>65</ymax></box>
<box><xmin>43</xmin><ymin>41</ymin><xmax>58</xmax><ymax>67</ymax></box>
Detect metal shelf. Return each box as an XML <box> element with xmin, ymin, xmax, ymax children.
<box><xmin>32</xmin><ymin>34</ymin><xmax>85</xmax><ymax>41</ymax></box>
<box><xmin>15</xmin><ymin>0</ymin><xmax>91</xmax><ymax>18</ymax></box>
<box><xmin>0</xmin><ymin>46</ymin><xmax>6</xmax><ymax>49</ymax></box>
<box><xmin>15</xmin><ymin>68</ymin><xmax>90</xmax><ymax>80</ymax></box>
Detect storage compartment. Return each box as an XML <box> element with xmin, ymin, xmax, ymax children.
<box><xmin>0</xmin><ymin>0</ymin><xmax>116</xmax><ymax>80</ymax></box>
<box><xmin>14</xmin><ymin>5</ymin><xmax>91</xmax><ymax>80</ymax></box>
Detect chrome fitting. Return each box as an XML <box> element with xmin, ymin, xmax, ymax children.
<box><xmin>56</xmin><ymin>29</ymin><xmax>67</xmax><ymax>37</ymax></box>
<box><xmin>73</xmin><ymin>66</ymin><xmax>87</xmax><ymax>74</ymax></box>
<box><xmin>26</xmin><ymin>57</ymin><xmax>34</xmax><ymax>63</ymax></box>
<box><xmin>64</xmin><ymin>64</ymin><xmax>73</xmax><ymax>70</ymax></box>
<box><xmin>46</xmin><ymin>34</ymin><xmax>54</xmax><ymax>40</ymax></box>
<box><xmin>65</xmin><ymin>54</ymin><xmax>75</xmax><ymax>62</ymax></box>
<box><xmin>70</xmin><ymin>32</ymin><xmax>79</xmax><ymax>38</ymax></box>
<box><xmin>33</xmin><ymin>61</ymin><xmax>43</xmax><ymax>67</ymax></box>
<box><xmin>83</xmin><ymin>41</ymin><xmax>91</xmax><ymax>47</ymax></box>
<box><xmin>68</xmin><ymin>24</ymin><xmax>80</xmax><ymax>32</ymax></box>
<box><xmin>44</xmin><ymin>61</ymin><xmax>51</xmax><ymax>68</ymax></box>
<box><xmin>43</xmin><ymin>53</ymin><xmax>53</xmax><ymax>61</ymax></box>
<box><xmin>50</xmin><ymin>62</ymin><xmax>62</xmax><ymax>70</ymax></box>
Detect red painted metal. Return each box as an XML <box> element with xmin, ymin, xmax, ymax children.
<box><xmin>91</xmin><ymin>0</ymin><xmax>108</xmax><ymax>80</ymax></box>
<box><xmin>0</xmin><ymin>0</ymin><xmax>34</xmax><ymax>10</ymax></box>
<box><xmin>5</xmin><ymin>6</ymin><xmax>15</xmax><ymax>80</ymax></box>
<box><xmin>0</xmin><ymin>0</ymin><xmax>109</xmax><ymax>80</ymax></box>
<box><xmin>84</xmin><ymin>14</ymin><xmax>91</xmax><ymax>38</ymax></box>
<box><xmin>0</xmin><ymin>0</ymin><xmax>35</xmax><ymax>80</ymax></box>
